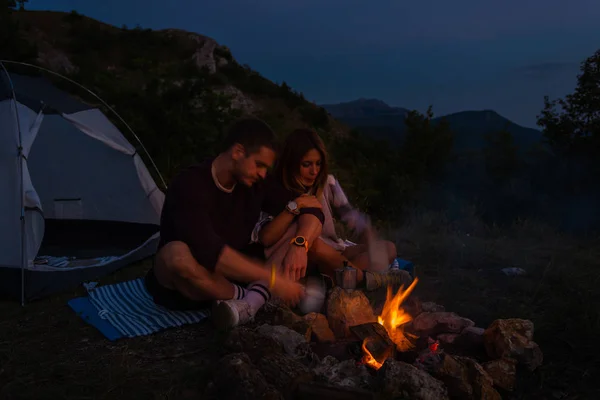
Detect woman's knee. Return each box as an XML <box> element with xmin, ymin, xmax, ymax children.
<box><xmin>385</xmin><ymin>240</ymin><xmax>398</xmax><ymax>261</ymax></box>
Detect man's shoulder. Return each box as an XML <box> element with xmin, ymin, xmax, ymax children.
<box><xmin>171</xmin><ymin>159</ymin><xmax>213</xmax><ymax>184</ymax></box>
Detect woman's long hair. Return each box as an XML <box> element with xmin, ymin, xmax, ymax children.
<box><xmin>275</xmin><ymin>128</ymin><xmax>329</xmax><ymax>198</ymax></box>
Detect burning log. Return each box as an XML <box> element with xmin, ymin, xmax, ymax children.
<box><xmin>350</xmin><ymin>322</ymin><xmax>395</xmax><ymax>368</ymax></box>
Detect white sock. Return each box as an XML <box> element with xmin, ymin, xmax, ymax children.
<box><xmin>232</xmin><ymin>284</ymin><xmax>247</xmax><ymax>300</ymax></box>
<box><xmin>243</xmin><ymin>281</ymin><xmax>271</xmax><ymax>313</ymax></box>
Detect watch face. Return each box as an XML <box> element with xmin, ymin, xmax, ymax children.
<box><xmin>295</xmin><ymin>236</ymin><xmax>305</xmax><ymax>245</ymax></box>
<box><xmin>288</xmin><ymin>201</ymin><xmax>298</xmax><ymax>210</ymax></box>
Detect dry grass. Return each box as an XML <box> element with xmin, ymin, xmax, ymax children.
<box><xmin>0</xmin><ymin>213</ymin><xmax>598</xmax><ymax>399</ymax></box>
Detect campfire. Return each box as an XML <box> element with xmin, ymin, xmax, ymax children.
<box><xmin>361</xmin><ymin>277</ymin><xmax>419</xmax><ymax>370</ymax></box>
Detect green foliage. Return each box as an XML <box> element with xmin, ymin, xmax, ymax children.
<box><xmin>400</xmin><ymin>106</ymin><xmax>454</xmax><ymax>182</ymax></box>
<box><xmin>330</xmin><ymin>107</ymin><xmax>454</xmax><ymax>223</ymax></box>
<box><xmin>0</xmin><ymin>2</ymin><xmax>37</xmax><ymax>62</ymax></box>
<box><xmin>298</xmin><ymin>104</ymin><xmax>329</xmax><ymax>130</ymax></box>
<box><xmin>483</xmin><ymin>129</ymin><xmax>520</xmax><ymax>183</ymax></box>
<box><xmin>537</xmin><ymin>49</ymin><xmax>600</xmax><ymax>161</ymax></box>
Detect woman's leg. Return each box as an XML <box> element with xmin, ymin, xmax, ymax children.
<box><xmin>308</xmin><ymin>238</ymin><xmax>365</xmax><ymax>283</ymax></box>
<box><xmin>341</xmin><ymin>240</ymin><xmax>398</xmax><ymax>272</ymax></box>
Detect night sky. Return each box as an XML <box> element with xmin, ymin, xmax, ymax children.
<box><xmin>30</xmin><ymin>0</ymin><xmax>600</xmax><ymax>128</ymax></box>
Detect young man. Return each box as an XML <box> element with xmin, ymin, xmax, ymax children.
<box><xmin>144</xmin><ymin>118</ymin><xmax>305</xmax><ymax>329</ymax></box>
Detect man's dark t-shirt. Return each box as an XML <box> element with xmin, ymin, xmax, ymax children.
<box><xmin>158</xmin><ymin>158</ymin><xmax>266</xmax><ymax>271</ymax></box>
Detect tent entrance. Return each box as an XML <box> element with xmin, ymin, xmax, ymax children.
<box><xmin>38</xmin><ymin>219</ymin><xmax>160</xmax><ymax>259</ymax></box>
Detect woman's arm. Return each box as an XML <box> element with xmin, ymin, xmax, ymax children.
<box><xmin>327</xmin><ymin>175</ymin><xmax>370</xmax><ymax>235</ymax></box>
<box><xmin>259</xmin><ymin>195</ymin><xmax>323</xmax><ymax>247</ymax></box>
<box><xmin>258</xmin><ymin>208</ymin><xmax>296</xmax><ymax>247</ymax></box>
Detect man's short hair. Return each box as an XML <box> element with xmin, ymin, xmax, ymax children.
<box><xmin>221</xmin><ymin>117</ymin><xmax>278</xmax><ymax>155</ymax></box>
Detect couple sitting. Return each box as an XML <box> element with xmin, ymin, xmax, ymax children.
<box><xmin>144</xmin><ymin>117</ymin><xmax>410</xmax><ymax>329</ymax></box>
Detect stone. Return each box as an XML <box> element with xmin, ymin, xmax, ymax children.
<box><xmin>313</xmin><ymin>356</ymin><xmax>376</xmax><ymax>391</ymax></box>
<box><xmin>209</xmin><ymin>352</ymin><xmax>284</xmax><ymax>400</ymax></box>
<box><xmin>410</xmin><ymin>312</ymin><xmax>475</xmax><ymax>338</ymax></box>
<box><xmin>326</xmin><ymin>287</ymin><xmax>377</xmax><ymax>339</ymax></box>
<box><xmin>457</xmin><ymin>326</ymin><xmax>485</xmax><ymax>347</ymax></box>
<box><xmin>255</xmin><ymin>353</ymin><xmax>314</xmax><ymax>395</ymax></box>
<box><xmin>379</xmin><ymin>359</ymin><xmax>449</xmax><ymax>400</ymax></box>
<box><xmin>304</xmin><ymin>312</ymin><xmax>336</xmax><ymax>343</ymax></box>
<box><xmin>483</xmin><ymin>358</ymin><xmax>518</xmax><ymax>392</ymax></box>
<box><xmin>421</xmin><ymin>302</ymin><xmax>446</xmax><ymax>313</ymax></box>
<box><xmin>273</xmin><ymin>306</ymin><xmax>312</xmax><ymax>341</ymax></box>
<box><xmin>223</xmin><ymin>327</ymin><xmax>284</xmax><ymax>361</ymax></box>
<box><xmin>256</xmin><ymin>324</ymin><xmax>308</xmax><ymax>357</ymax></box>
<box><xmin>432</xmin><ymin>354</ymin><xmax>501</xmax><ymax>400</ymax></box>
<box><xmin>484</xmin><ymin>319</ymin><xmax>543</xmax><ymax>371</ymax></box>
<box><xmin>437</xmin><ymin>333</ymin><xmax>460</xmax><ymax>346</ymax></box>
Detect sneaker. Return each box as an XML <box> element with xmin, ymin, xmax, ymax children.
<box><xmin>211</xmin><ymin>299</ymin><xmax>254</xmax><ymax>330</ymax></box>
<box><xmin>364</xmin><ymin>269</ymin><xmax>413</xmax><ymax>291</ymax></box>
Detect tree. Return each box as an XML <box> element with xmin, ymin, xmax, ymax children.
<box><xmin>400</xmin><ymin>106</ymin><xmax>454</xmax><ymax>182</ymax></box>
<box><xmin>17</xmin><ymin>0</ymin><xmax>27</xmax><ymax>10</ymax></box>
<box><xmin>537</xmin><ymin>49</ymin><xmax>600</xmax><ymax>159</ymax></box>
<box><xmin>483</xmin><ymin>129</ymin><xmax>520</xmax><ymax>183</ymax></box>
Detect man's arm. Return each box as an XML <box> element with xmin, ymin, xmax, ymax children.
<box><xmin>168</xmin><ymin>180</ymin><xmax>272</xmax><ymax>284</ymax></box>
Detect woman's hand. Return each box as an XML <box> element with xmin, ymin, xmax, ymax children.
<box><xmin>295</xmin><ymin>194</ymin><xmax>322</xmax><ymax>210</ymax></box>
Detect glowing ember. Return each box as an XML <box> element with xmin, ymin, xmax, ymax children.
<box><xmin>377</xmin><ymin>277</ymin><xmax>419</xmax><ymax>351</ymax></box>
<box><xmin>361</xmin><ymin>337</ymin><xmax>384</xmax><ymax>370</ymax></box>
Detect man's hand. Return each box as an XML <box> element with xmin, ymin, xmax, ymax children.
<box><xmin>270</xmin><ymin>275</ymin><xmax>305</xmax><ymax>306</ymax></box>
<box><xmin>282</xmin><ymin>245</ymin><xmax>308</xmax><ymax>281</ymax></box>
<box><xmin>295</xmin><ymin>194</ymin><xmax>322</xmax><ymax>210</ymax></box>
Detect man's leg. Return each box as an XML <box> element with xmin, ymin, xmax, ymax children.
<box><xmin>152</xmin><ymin>241</ymin><xmax>245</xmax><ymax>303</ymax></box>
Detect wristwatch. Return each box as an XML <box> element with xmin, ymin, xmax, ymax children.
<box><xmin>290</xmin><ymin>235</ymin><xmax>309</xmax><ymax>252</ymax></box>
<box><xmin>286</xmin><ymin>200</ymin><xmax>300</xmax><ymax>215</ymax></box>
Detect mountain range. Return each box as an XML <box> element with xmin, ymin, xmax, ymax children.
<box><xmin>321</xmin><ymin>98</ymin><xmax>544</xmax><ymax>151</ymax></box>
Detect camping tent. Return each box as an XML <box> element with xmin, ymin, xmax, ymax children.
<box><xmin>0</xmin><ymin>62</ymin><xmax>165</xmax><ymax>303</ymax></box>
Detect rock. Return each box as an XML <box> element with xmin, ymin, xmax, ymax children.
<box><xmin>457</xmin><ymin>326</ymin><xmax>485</xmax><ymax>347</ymax></box>
<box><xmin>216</xmin><ymin>85</ymin><xmax>260</xmax><ymax>114</ymax></box>
<box><xmin>422</xmin><ymin>302</ymin><xmax>446</xmax><ymax>313</ymax></box>
<box><xmin>256</xmin><ymin>324</ymin><xmax>308</xmax><ymax>356</ymax></box>
<box><xmin>209</xmin><ymin>352</ymin><xmax>284</xmax><ymax>400</ymax></box>
<box><xmin>484</xmin><ymin>319</ymin><xmax>543</xmax><ymax>371</ymax></box>
<box><xmin>273</xmin><ymin>307</ymin><xmax>312</xmax><ymax>341</ymax></box>
<box><xmin>313</xmin><ymin>356</ymin><xmax>376</xmax><ymax>390</ymax></box>
<box><xmin>304</xmin><ymin>312</ymin><xmax>336</xmax><ymax>343</ymax></box>
<box><xmin>432</xmin><ymin>354</ymin><xmax>501</xmax><ymax>400</ymax></box>
<box><xmin>223</xmin><ymin>327</ymin><xmax>284</xmax><ymax>361</ymax></box>
<box><xmin>255</xmin><ymin>353</ymin><xmax>314</xmax><ymax>395</ymax></box>
<box><xmin>326</xmin><ymin>287</ymin><xmax>377</xmax><ymax>339</ymax></box>
<box><xmin>437</xmin><ymin>333</ymin><xmax>460</xmax><ymax>345</ymax></box>
<box><xmin>379</xmin><ymin>359</ymin><xmax>449</xmax><ymax>400</ymax></box>
<box><xmin>410</xmin><ymin>312</ymin><xmax>475</xmax><ymax>338</ymax></box>
<box><xmin>483</xmin><ymin>358</ymin><xmax>517</xmax><ymax>391</ymax></box>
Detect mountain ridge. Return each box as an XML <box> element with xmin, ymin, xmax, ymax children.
<box><xmin>321</xmin><ymin>98</ymin><xmax>543</xmax><ymax>151</ymax></box>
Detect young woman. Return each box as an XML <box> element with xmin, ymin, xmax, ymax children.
<box><xmin>254</xmin><ymin>128</ymin><xmax>409</xmax><ymax>291</ymax></box>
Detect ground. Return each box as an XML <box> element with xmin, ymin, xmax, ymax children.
<box><xmin>1</xmin><ymin>213</ymin><xmax>599</xmax><ymax>399</ymax></box>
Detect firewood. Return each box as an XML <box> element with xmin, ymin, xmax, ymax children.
<box><xmin>350</xmin><ymin>322</ymin><xmax>396</xmax><ymax>363</ymax></box>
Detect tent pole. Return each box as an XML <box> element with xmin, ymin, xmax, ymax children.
<box><xmin>0</xmin><ymin>61</ymin><xmax>27</xmax><ymax>306</ymax></box>
<box><xmin>0</xmin><ymin>60</ymin><xmax>168</xmax><ymax>191</ymax></box>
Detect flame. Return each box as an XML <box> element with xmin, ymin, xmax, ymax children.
<box><xmin>361</xmin><ymin>337</ymin><xmax>384</xmax><ymax>370</ymax></box>
<box><xmin>377</xmin><ymin>277</ymin><xmax>419</xmax><ymax>352</ymax></box>
<box><xmin>360</xmin><ymin>277</ymin><xmax>420</xmax><ymax>370</ymax></box>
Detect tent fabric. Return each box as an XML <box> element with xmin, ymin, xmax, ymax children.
<box><xmin>0</xmin><ymin>70</ymin><xmax>165</xmax><ymax>302</ymax></box>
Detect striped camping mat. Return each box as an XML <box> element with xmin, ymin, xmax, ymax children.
<box><xmin>87</xmin><ymin>278</ymin><xmax>210</xmax><ymax>338</ymax></box>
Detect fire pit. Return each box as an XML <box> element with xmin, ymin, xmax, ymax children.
<box><xmin>206</xmin><ymin>270</ymin><xmax>544</xmax><ymax>400</ymax></box>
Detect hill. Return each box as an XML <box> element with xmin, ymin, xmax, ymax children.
<box><xmin>4</xmin><ymin>9</ymin><xmax>346</xmax><ymax>181</ymax></box>
<box><xmin>322</xmin><ymin>99</ymin><xmax>543</xmax><ymax>151</ymax></box>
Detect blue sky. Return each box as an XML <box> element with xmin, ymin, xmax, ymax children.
<box><xmin>30</xmin><ymin>0</ymin><xmax>600</xmax><ymax>128</ymax></box>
